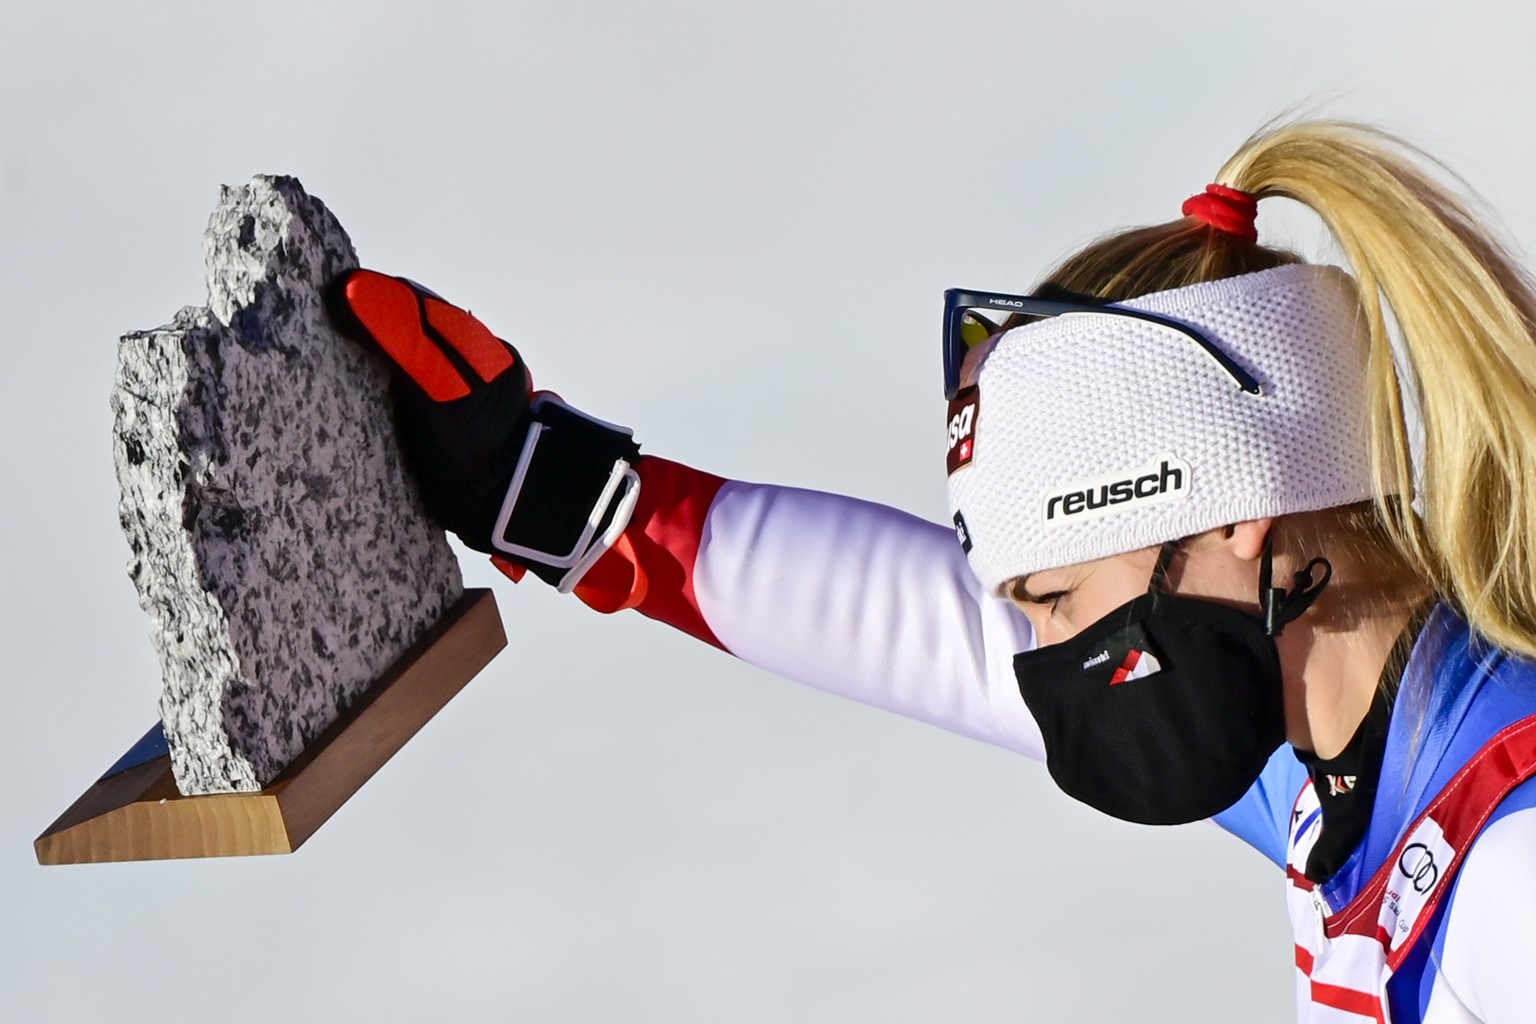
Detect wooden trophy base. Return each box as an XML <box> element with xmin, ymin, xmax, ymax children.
<box><xmin>36</xmin><ymin>588</ymin><xmax>505</xmax><ymax>865</ymax></box>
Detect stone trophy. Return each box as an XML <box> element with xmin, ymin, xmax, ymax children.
<box><xmin>36</xmin><ymin>177</ymin><xmax>505</xmax><ymax>863</ymax></box>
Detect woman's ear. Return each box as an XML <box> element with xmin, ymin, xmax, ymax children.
<box><xmin>1224</xmin><ymin>518</ymin><xmax>1274</xmax><ymax>562</ymax></box>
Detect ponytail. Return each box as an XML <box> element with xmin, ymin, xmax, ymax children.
<box><xmin>1217</xmin><ymin>122</ymin><xmax>1536</xmax><ymax>657</ymax></box>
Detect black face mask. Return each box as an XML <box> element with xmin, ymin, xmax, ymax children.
<box><xmin>1013</xmin><ymin>541</ymin><xmax>1330</xmax><ymax>826</ymax></box>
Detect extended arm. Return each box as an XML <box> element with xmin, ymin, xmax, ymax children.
<box><xmin>577</xmin><ymin>459</ymin><xmax>1042</xmax><ymax>754</ymax></box>
<box><xmin>330</xmin><ymin>272</ymin><xmax>1040</xmax><ymax>757</ymax></box>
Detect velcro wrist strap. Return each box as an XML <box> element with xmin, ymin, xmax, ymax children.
<box><xmin>490</xmin><ymin>396</ymin><xmax>642</xmax><ymax>592</ymax></box>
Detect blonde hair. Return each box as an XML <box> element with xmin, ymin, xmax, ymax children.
<box><xmin>1040</xmin><ymin>121</ymin><xmax>1536</xmax><ymax>658</ymax></box>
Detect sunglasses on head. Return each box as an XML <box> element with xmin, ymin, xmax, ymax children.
<box><xmin>941</xmin><ymin>287</ymin><xmax>1262</xmax><ymax>401</ymax></box>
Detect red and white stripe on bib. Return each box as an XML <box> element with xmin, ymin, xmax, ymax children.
<box><xmin>1284</xmin><ymin>715</ymin><xmax>1536</xmax><ymax>1022</ymax></box>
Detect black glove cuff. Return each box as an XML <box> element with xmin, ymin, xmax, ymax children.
<box><xmin>490</xmin><ymin>396</ymin><xmax>642</xmax><ymax>591</ymax></box>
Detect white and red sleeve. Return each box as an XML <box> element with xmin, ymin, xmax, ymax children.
<box><xmin>568</xmin><ymin>458</ymin><xmax>1044</xmax><ymax>757</ymax></box>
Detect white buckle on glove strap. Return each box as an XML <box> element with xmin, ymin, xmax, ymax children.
<box><xmin>490</xmin><ymin>395</ymin><xmax>641</xmax><ymax>592</ymax></box>
<box><xmin>552</xmin><ymin>463</ymin><xmax>640</xmax><ymax>593</ymax></box>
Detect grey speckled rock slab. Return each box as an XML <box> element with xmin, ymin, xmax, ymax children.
<box><xmin>112</xmin><ymin>176</ymin><xmax>463</xmax><ymax>795</ymax></box>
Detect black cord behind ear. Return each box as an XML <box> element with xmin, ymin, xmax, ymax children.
<box><xmin>1261</xmin><ymin>531</ymin><xmax>1333</xmax><ymax>636</ymax></box>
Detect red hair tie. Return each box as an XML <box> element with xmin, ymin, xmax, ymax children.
<box><xmin>1181</xmin><ymin>183</ymin><xmax>1258</xmax><ymax>242</ymax></box>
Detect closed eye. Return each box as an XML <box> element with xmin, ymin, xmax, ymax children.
<box><xmin>1009</xmin><ymin>578</ymin><xmax>1068</xmax><ymax>611</ymax></box>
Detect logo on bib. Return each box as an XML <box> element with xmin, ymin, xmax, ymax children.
<box><xmin>1398</xmin><ymin>842</ymin><xmax>1440</xmax><ymax>894</ymax></box>
<box><xmin>1381</xmin><ymin>816</ymin><xmax>1454</xmax><ymax>952</ymax></box>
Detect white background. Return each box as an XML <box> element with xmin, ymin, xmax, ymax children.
<box><xmin>3</xmin><ymin>3</ymin><xmax>1533</xmax><ymax>1021</ymax></box>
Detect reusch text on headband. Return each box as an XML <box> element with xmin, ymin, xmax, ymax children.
<box><xmin>1042</xmin><ymin>454</ymin><xmax>1191</xmax><ymax>526</ymax></box>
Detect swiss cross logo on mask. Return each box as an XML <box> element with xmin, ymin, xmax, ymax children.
<box><xmin>947</xmin><ymin>387</ymin><xmax>980</xmax><ymax>475</ymax></box>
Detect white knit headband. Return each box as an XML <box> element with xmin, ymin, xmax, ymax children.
<box><xmin>945</xmin><ymin>263</ymin><xmax>1375</xmax><ymax>595</ymax></box>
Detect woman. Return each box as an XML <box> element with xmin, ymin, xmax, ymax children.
<box><xmin>331</xmin><ymin>120</ymin><xmax>1536</xmax><ymax>1022</ymax></box>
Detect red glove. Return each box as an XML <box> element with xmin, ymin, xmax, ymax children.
<box><xmin>328</xmin><ymin>270</ymin><xmax>641</xmax><ymax>589</ymax></box>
